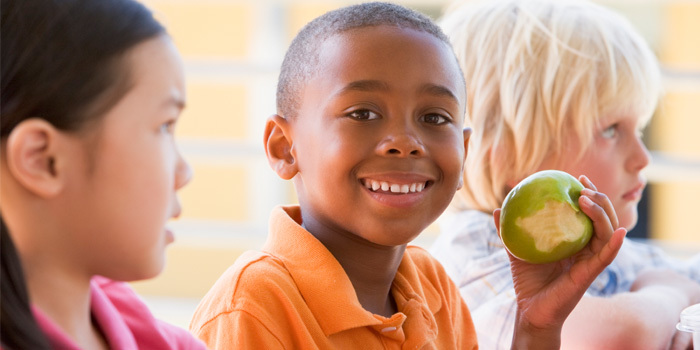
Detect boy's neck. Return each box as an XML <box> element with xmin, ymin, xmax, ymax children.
<box><xmin>301</xmin><ymin>216</ymin><xmax>406</xmax><ymax>318</ymax></box>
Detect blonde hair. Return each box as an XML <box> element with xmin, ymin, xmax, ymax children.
<box><xmin>442</xmin><ymin>0</ymin><xmax>661</xmax><ymax>212</ymax></box>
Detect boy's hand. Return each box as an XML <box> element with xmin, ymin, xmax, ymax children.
<box><xmin>496</xmin><ymin>175</ymin><xmax>626</xmax><ymax>350</ymax></box>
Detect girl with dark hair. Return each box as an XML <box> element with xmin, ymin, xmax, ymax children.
<box><xmin>1</xmin><ymin>0</ymin><xmax>206</xmax><ymax>348</ymax></box>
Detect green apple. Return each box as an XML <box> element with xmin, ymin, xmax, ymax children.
<box><xmin>500</xmin><ymin>170</ymin><xmax>593</xmax><ymax>264</ymax></box>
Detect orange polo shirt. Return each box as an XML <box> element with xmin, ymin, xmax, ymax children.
<box><xmin>189</xmin><ymin>205</ymin><xmax>478</xmax><ymax>349</ymax></box>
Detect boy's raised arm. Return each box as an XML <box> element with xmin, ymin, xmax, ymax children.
<box><xmin>495</xmin><ymin>175</ymin><xmax>626</xmax><ymax>349</ymax></box>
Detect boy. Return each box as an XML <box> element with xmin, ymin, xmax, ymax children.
<box><xmin>431</xmin><ymin>0</ymin><xmax>700</xmax><ymax>348</ymax></box>
<box><xmin>190</xmin><ymin>2</ymin><xmax>624</xmax><ymax>348</ymax></box>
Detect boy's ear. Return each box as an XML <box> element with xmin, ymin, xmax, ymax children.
<box><xmin>263</xmin><ymin>114</ymin><xmax>298</xmax><ymax>180</ymax></box>
<box><xmin>5</xmin><ymin>118</ymin><xmax>65</xmax><ymax>198</ymax></box>
<box><xmin>462</xmin><ymin>127</ymin><xmax>472</xmax><ymax>161</ymax></box>
<box><xmin>457</xmin><ymin>127</ymin><xmax>473</xmax><ymax>190</ymax></box>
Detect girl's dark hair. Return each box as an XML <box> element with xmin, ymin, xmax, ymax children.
<box><xmin>0</xmin><ymin>0</ymin><xmax>165</xmax><ymax>348</ymax></box>
<box><xmin>0</xmin><ymin>219</ymin><xmax>47</xmax><ymax>349</ymax></box>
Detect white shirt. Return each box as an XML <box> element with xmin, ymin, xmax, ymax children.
<box><xmin>430</xmin><ymin>209</ymin><xmax>700</xmax><ymax>349</ymax></box>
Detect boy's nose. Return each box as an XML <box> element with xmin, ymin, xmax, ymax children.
<box><xmin>376</xmin><ymin>133</ymin><xmax>426</xmax><ymax>157</ymax></box>
<box><xmin>628</xmin><ymin>136</ymin><xmax>651</xmax><ymax>172</ymax></box>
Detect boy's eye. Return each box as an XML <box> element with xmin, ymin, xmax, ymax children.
<box><xmin>421</xmin><ymin>113</ymin><xmax>449</xmax><ymax>125</ymax></box>
<box><xmin>347</xmin><ymin>109</ymin><xmax>380</xmax><ymax>120</ymax></box>
<box><xmin>601</xmin><ymin>124</ymin><xmax>618</xmax><ymax>139</ymax></box>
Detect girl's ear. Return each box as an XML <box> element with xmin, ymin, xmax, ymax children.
<box><xmin>5</xmin><ymin>119</ymin><xmax>65</xmax><ymax>198</ymax></box>
<box><xmin>263</xmin><ymin>114</ymin><xmax>298</xmax><ymax>180</ymax></box>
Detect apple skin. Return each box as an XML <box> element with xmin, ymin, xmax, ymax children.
<box><xmin>500</xmin><ymin>170</ymin><xmax>593</xmax><ymax>264</ymax></box>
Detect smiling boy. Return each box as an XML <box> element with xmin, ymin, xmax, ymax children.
<box><xmin>189</xmin><ymin>2</ymin><xmax>624</xmax><ymax>349</ymax></box>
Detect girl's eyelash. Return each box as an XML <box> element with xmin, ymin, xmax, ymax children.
<box><xmin>161</xmin><ymin>120</ymin><xmax>176</xmax><ymax>133</ymax></box>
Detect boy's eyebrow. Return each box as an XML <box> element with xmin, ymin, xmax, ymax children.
<box><xmin>336</xmin><ymin>80</ymin><xmax>459</xmax><ymax>103</ymax></box>
<box><xmin>419</xmin><ymin>84</ymin><xmax>459</xmax><ymax>102</ymax></box>
<box><xmin>338</xmin><ymin>80</ymin><xmax>390</xmax><ymax>94</ymax></box>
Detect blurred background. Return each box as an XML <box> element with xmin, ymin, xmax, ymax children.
<box><xmin>132</xmin><ymin>0</ymin><xmax>700</xmax><ymax>328</ymax></box>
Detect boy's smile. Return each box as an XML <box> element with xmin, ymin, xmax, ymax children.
<box><xmin>277</xmin><ymin>25</ymin><xmax>469</xmax><ymax>247</ymax></box>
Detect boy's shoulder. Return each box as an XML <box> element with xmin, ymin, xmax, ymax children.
<box><xmin>189</xmin><ymin>250</ymin><xmax>298</xmax><ymax>329</ymax></box>
<box><xmin>199</xmin><ymin>248</ymin><xmax>295</xmax><ymax>301</ymax></box>
<box><xmin>404</xmin><ymin>245</ymin><xmax>456</xmax><ymax>290</ymax></box>
<box><xmin>405</xmin><ymin>245</ymin><xmax>446</xmax><ymax>270</ymax></box>
<box><xmin>405</xmin><ymin>245</ymin><xmax>436</xmax><ymax>264</ymax></box>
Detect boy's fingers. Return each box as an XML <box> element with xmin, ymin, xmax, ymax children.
<box><xmin>585</xmin><ymin>227</ymin><xmax>625</xmax><ymax>280</ymax></box>
<box><xmin>579</xmin><ymin>175</ymin><xmax>597</xmax><ymax>192</ymax></box>
<box><xmin>579</xmin><ymin>175</ymin><xmax>621</xmax><ymax>230</ymax></box>
<box><xmin>579</xmin><ymin>194</ymin><xmax>614</xmax><ymax>243</ymax></box>
<box><xmin>600</xmin><ymin>228</ymin><xmax>626</xmax><ymax>265</ymax></box>
<box><xmin>580</xmin><ymin>188</ymin><xmax>619</xmax><ymax>230</ymax></box>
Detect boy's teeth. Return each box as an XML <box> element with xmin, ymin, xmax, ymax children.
<box><xmin>363</xmin><ymin>179</ymin><xmax>427</xmax><ymax>193</ymax></box>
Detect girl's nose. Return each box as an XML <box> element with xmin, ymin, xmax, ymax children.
<box><xmin>175</xmin><ymin>152</ymin><xmax>193</xmax><ymax>190</ymax></box>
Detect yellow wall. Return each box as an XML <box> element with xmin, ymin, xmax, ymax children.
<box><xmin>149</xmin><ymin>2</ymin><xmax>251</xmax><ymax>58</ymax></box>
<box><xmin>132</xmin><ymin>0</ymin><xmax>700</xmax><ymax>300</ymax></box>
<box><xmin>177</xmin><ymin>83</ymin><xmax>248</xmax><ymax>140</ymax></box>
<box><xmin>650</xmin><ymin>3</ymin><xmax>700</xmax><ymax>242</ymax></box>
<box><xmin>661</xmin><ymin>4</ymin><xmax>700</xmax><ymax>70</ymax></box>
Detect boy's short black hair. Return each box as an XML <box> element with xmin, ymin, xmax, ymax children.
<box><xmin>276</xmin><ymin>2</ymin><xmax>452</xmax><ymax>118</ymax></box>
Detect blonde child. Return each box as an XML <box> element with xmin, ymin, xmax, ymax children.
<box><xmin>430</xmin><ymin>0</ymin><xmax>700</xmax><ymax>349</ymax></box>
<box><xmin>190</xmin><ymin>2</ymin><xmax>625</xmax><ymax>348</ymax></box>
<box><xmin>0</xmin><ymin>0</ymin><xmax>206</xmax><ymax>348</ymax></box>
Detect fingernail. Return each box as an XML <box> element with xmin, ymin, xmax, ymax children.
<box><xmin>581</xmin><ymin>188</ymin><xmax>595</xmax><ymax>196</ymax></box>
<box><xmin>581</xmin><ymin>195</ymin><xmax>594</xmax><ymax>206</ymax></box>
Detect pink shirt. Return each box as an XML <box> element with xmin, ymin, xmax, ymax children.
<box><xmin>32</xmin><ymin>276</ymin><xmax>206</xmax><ymax>350</ymax></box>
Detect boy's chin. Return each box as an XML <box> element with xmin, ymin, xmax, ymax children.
<box><xmin>618</xmin><ymin>209</ymin><xmax>638</xmax><ymax>232</ymax></box>
<box><xmin>358</xmin><ymin>224</ymin><xmax>427</xmax><ymax>247</ymax></box>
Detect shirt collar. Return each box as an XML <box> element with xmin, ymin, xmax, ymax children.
<box><xmin>31</xmin><ymin>278</ymin><xmax>137</xmax><ymax>350</ymax></box>
<box><xmin>263</xmin><ymin>205</ymin><xmax>441</xmax><ymax>337</ymax></box>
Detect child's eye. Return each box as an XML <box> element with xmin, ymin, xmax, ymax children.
<box><xmin>601</xmin><ymin>124</ymin><xmax>618</xmax><ymax>139</ymax></box>
<box><xmin>161</xmin><ymin>120</ymin><xmax>176</xmax><ymax>134</ymax></box>
<box><xmin>421</xmin><ymin>113</ymin><xmax>449</xmax><ymax>125</ymax></box>
<box><xmin>347</xmin><ymin>109</ymin><xmax>380</xmax><ymax>121</ymax></box>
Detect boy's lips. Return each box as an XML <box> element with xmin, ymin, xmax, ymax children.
<box><xmin>361</xmin><ymin>178</ymin><xmax>430</xmax><ymax>194</ymax></box>
<box><xmin>359</xmin><ymin>174</ymin><xmax>434</xmax><ymax>208</ymax></box>
<box><xmin>622</xmin><ymin>182</ymin><xmax>645</xmax><ymax>201</ymax></box>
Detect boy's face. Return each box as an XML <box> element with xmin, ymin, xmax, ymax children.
<box><xmin>546</xmin><ymin>112</ymin><xmax>650</xmax><ymax>231</ymax></box>
<box><xmin>281</xmin><ymin>25</ymin><xmax>468</xmax><ymax>246</ymax></box>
